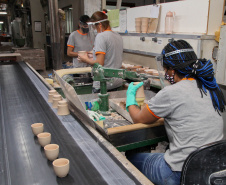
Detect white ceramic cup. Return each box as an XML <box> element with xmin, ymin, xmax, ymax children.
<box><xmin>57</xmin><ymin>104</ymin><xmax>70</xmax><ymax>116</ymax></box>
<box><xmin>78</xmin><ymin>51</ymin><xmax>87</xmax><ymax>61</ymax></box>
<box><xmin>37</xmin><ymin>132</ymin><xmax>51</xmax><ymax>147</ymax></box>
<box><xmin>53</xmin><ymin>158</ymin><xmax>70</xmax><ymax>178</ymax></box>
<box><xmin>134</xmin><ymin>82</ymin><xmax>145</xmax><ymax>106</ymax></box>
<box><xmin>31</xmin><ymin>123</ymin><xmax>44</xmax><ymax>136</ymax></box>
<box><xmin>44</xmin><ymin>144</ymin><xmax>59</xmax><ymax>161</ymax></box>
<box><xmin>58</xmin><ymin>100</ymin><xmax>67</xmax><ymax>106</ymax></box>
<box><xmin>52</xmin><ymin>95</ymin><xmax>62</xmax><ymax>108</ymax></box>
<box><xmin>48</xmin><ymin>90</ymin><xmax>58</xmax><ymax>103</ymax></box>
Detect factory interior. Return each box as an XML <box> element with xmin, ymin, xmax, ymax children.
<box><xmin>1</xmin><ymin>0</ymin><xmax>226</xmax><ymax>184</ymax></box>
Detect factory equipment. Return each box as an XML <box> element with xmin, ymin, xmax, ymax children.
<box><xmin>92</xmin><ymin>63</ymin><xmax>149</xmax><ymax>114</ymax></box>
<box><xmin>11</xmin><ymin>18</ymin><xmax>26</xmax><ymax>47</ymax></box>
<box><xmin>54</xmin><ymin>64</ymin><xmax>167</xmax><ymax>153</ymax></box>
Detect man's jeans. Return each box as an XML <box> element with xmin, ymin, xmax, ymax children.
<box><xmin>127</xmin><ymin>153</ymin><xmax>181</xmax><ymax>185</ymax></box>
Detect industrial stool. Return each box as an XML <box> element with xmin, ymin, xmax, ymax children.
<box><xmin>181</xmin><ymin>140</ymin><xmax>226</xmax><ymax>185</ymax></box>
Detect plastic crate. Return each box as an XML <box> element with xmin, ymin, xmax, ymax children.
<box><xmin>73</xmin><ymin>84</ymin><xmax>92</xmax><ymax>95</ymax></box>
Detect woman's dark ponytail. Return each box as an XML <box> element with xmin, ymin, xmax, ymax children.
<box><xmin>161</xmin><ymin>40</ymin><xmax>225</xmax><ymax>113</ymax></box>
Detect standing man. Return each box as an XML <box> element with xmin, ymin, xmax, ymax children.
<box><xmin>67</xmin><ymin>15</ymin><xmax>94</xmax><ymax>68</ymax></box>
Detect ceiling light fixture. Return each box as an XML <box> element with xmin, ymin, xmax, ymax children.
<box><xmin>0</xmin><ymin>12</ymin><xmax>7</xmax><ymax>14</ymax></box>
<box><xmin>0</xmin><ymin>21</ymin><xmax>4</xmax><ymax>24</ymax></box>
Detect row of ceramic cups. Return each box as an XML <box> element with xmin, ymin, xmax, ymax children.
<box><xmin>135</xmin><ymin>17</ymin><xmax>150</xmax><ymax>33</ymax></box>
<box><xmin>31</xmin><ymin>123</ymin><xmax>70</xmax><ymax>178</ymax></box>
<box><xmin>48</xmin><ymin>90</ymin><xmax>70</xmax><ymax>116</ymax></box>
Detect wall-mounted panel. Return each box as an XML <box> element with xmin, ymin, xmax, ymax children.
<box><xmin>126</xmin><ymin>0</ymin><xmax>224</xmax><ymax>35</ymax></box>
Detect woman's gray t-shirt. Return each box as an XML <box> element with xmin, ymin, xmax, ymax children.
<box><xmin>93</xmin><ymin>30</ymin><xmax>123</xmax><ymax>90</ymax></box>
<box><xmin>147</xmin><ymin>79</ymin><xmax>224</xmax><ymax>171</ymax></box>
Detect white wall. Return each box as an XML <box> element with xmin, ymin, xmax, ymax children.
<box><xmin>105</xmin><ymin>0</ymin><xmax>176</xmax><ymax>7</ymax></box>
<box><xmin>123</xmin><ymin>0</ymin><xmax>224</xmax><ymax>35</ymax></box>
<box><xmin>84</xmin><ymin>0</ymin><xmax>101</xmax><ymax>17</ymax></box>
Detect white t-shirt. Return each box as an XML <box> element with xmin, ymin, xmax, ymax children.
<box><xmin>147</xmin><ymin>78</ymin><xmax>224</xmax><ymax>171</ymax></box>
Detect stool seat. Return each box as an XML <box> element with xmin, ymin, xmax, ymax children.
<box><xmin>181</xmin><ymin>140</ymin><xmax>226</xmax><ymax>185</ymax></box>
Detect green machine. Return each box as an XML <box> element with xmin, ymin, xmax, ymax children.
<box><xmin>92</xmin><ymin>63</ymin><xmax>148</xmax><ymax>114</ymax></box>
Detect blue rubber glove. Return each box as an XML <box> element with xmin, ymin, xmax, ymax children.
<box><xmin>126</xmin><ymin>82</ymin><xmax>144</xmax><ymax>112</ymax></box>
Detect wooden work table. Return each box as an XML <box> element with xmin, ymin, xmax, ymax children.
<box><xmin>0</xmin><ymin>53</ymin><xmax>21</xmax><ymax>61</ymax></box>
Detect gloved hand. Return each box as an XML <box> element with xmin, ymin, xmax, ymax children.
<box><xmin>126</xmin><ymin>82</ymin><xmax>144</xmax><ymax>112</ymax></box>
<box><xmin>87</xmin><ymin>110</ymin><xmax>101</xmax><ymax>121</ymax></box>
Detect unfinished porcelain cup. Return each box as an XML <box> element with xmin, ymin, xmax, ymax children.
<box><xmin>135</xmin><ymin>26</ymin><xmax>141</xmax><ymax>33</ymax></box>
<box><xmin>135</xmin><ymin>17</ymin><xmax>141</xmax><ymax>25</ymax></box>
<box><xmin>141</xmin><ymin>25</ymin><xmax>148</xmax><ymax>33</ymax></box>
<box><xmin>31</xmin><ymin>123</ymin><xmax>44</xmax><ymax>136</ymax></box>
<box><xmin>141</xmin><ymin>17</ymin><xmax>149</xmax><ymax>25</ymax></box>
<box><xmin>134</xmin><ymin>82</ymin><xmax>145</xmax><ymax>106</ymax></box>
<box><xmin>78</xmin><ymin>51</ymin><xmax>87</xmax><ymax>61</ymax></box>
<box><xmin>48</xmin><ymin>90</ymin><xmax>58</xmax><ymax>103</ymax></box>
<box><xmin>78</xmin><ymin>51</ymin><xmax>86</xmax><ymax>55</ymax></box>
<box><xmin>37</xmin><ymin>132</ymin><xmax>51</xmax><ymax>147</ymax></box>
<box><xmin>52</xmin><ymin>95</ymin><xmax>62</xmax><ymax>108</ymax></box>
<box><xmin>58</xmin><ymin>100</ymin><xmax>67</xmax><ymax>106</ymax></box>
<box><xmin>44</xmin><ymin>144</ymin><xmax>59</xmax><ymax>161</ymax></box>
<box><xmin>53</xmin><ymin>158</ymin><xmax>70</xmax><ymax>178</ymax></box>
<box><xmin>57</xmin><ymin>104</ymin><xmax>70</xmax><ymax>116</ymax></box>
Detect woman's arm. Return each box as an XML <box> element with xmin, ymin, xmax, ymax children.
<box><xmin>128</xmin><ymin>105</ymin><xmax>159</xmax><ymax>124</ymax></box>
<box><xmin>78</xmin><ymin>53</ymin><xmax>105</xmax><ymax>66</ymax></box>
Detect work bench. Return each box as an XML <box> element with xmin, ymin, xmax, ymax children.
<box><xmin>0</xmin><ymin>61</ymin><xmax>153</xmax><ymax>185</ymax></box>
<box><xmin>0</xmin><ymin>52</ymin><xmax>21</xmax><ymax>61</ymax></box>
<box><xmin>54</xmin><ymin>68</ymin><xmax>168</xmax><ymax>154</ymax></box>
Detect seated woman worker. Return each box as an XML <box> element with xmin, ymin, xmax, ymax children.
<box><xmin>126</xmin><ymin>40</ymin><xmax>225</xmax><ymax>185</ymax></box>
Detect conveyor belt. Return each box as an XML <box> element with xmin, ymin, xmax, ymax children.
<box><xmin>0</xmin><ymin>62</ymin><xmax>141</xmax><ymax>185</ymax></box>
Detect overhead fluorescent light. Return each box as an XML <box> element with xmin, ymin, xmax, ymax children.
<box><xmin>0</xmin><ymin>21</ymin><xmax>4</xmax><ymax>24</ymax></box>
<box><xmin>0</xmin><ymin>12</ymin><xmax>7</xmax><ymax>14</ymax></box>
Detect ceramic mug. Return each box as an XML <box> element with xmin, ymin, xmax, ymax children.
<box><xmin>134</xmin><ymin>82</ymin><xmax>145</xmax><ymax>106</ymax></box>
<box><xmin>37</xmin><ymin>132</ymin><xmax>51</xmax><ymax>147</ymax></box>
<box><xmin>78</xmin><ymin>51</ymin><xmax>87</xmax><ymax>61</ymax></box>
<box><xmin>57</xmin><ymin>104</ymin><xmax>70</xmax><ymax>116</ymax></box>
<box><xmin>52</xmin><ymin>95</ymin><xmax>62</xmax><ymax>108</ymax></box>
<box><xmin>48</xmin><ymin>90</ymin><xmax>58</xmax><ymax>103</ymax></box>
<box><xmin>44</xmin><ymin>144</ymin><xmax>59</xmax><ymax>161</ymax></box>
<box><xmin>31</xmin><ymin>123</ymin><xmax>44</xmax><ymax>136</ymax></box>
<box><xmin>53</xmin><ymin>158</ymin><xmax>70</xmax><ymax>178</ymax></box>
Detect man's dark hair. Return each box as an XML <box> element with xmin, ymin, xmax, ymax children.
<box><xmin>79</xmin><ymin>15</ymin><xmax>90</xmax><ymax>24</ymax></box>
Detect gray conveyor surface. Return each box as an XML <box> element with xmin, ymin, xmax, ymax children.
<box><xmin>0</xmin><ymin>62</ymin><xmax>141</xmax><ymax>185</ymax></box>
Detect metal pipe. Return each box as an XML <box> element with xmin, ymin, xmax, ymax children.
<box><xmin>48</xmin><ymin>0</ymin><xmax>61</xmax><ymax>70</ymax></box>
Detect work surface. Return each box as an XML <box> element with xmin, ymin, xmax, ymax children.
<box><xmin>0</xmin><ymin>62</ymin><xmax>143</xmax><ymax>185</ymax></box>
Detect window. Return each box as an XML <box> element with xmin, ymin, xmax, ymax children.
<box><xmin>63</xmin><ymin>6</ymin><xmax>73</xmax><ymax>34</ymax></box>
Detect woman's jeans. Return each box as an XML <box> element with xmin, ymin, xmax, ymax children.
<box><xmin>127</xmin><ymin>153</ymin><xmax>181</xmax><ymax>185</ymax></box>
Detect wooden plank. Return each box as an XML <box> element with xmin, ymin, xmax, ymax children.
<box><xmin>107</xmin><ymin>118</ymin><xmax>164</xmax><ymax>135</ymax></box>
<box><xmin>0</xmin><ymin>53</ymin><xmax>21</xmax><ymax>57</ymax></box>
<box><xmin>147</xmin><ymin>18</ymin><xmax>159</xmax><ymax>33</ymax></box>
